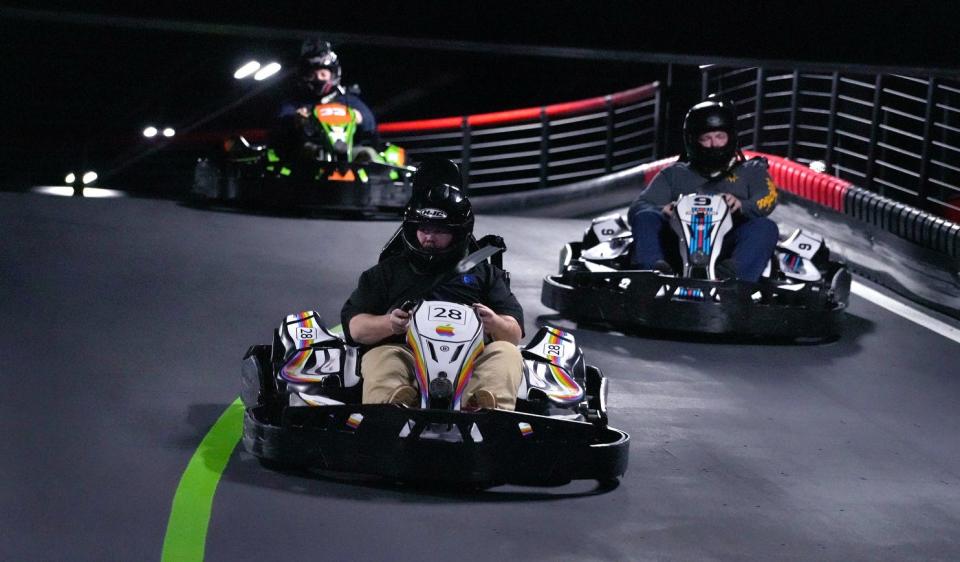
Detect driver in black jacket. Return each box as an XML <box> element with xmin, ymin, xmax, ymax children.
<box><xmin>341</xmin><ymin>162</ymin><xmax>523</xmax><ymax>410</ymax></box>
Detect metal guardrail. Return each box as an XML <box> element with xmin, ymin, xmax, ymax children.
<box><xmin>701</xmin><ymin>66</ymin><xmax>960</xmax><ymax>221</ymax></box>
<box><xmin>377</xmin><ymin>83</ymin><xmax>661</xmax><ymax>195</ymax></box>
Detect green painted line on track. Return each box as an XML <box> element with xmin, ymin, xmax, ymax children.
<box><xmin>162</xmin><ymin>324</ymin><xmax>342</xmax><ymax>561</ymax></box>
<box><xmin>161</xmin><ymin>398</ymin><xmax>244</xmax><ymax>562</ymax></box>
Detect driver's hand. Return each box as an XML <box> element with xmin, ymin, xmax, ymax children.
<box><xmin>722</xmin><ymin>193</ymin><xmax>743</xmax><ymax>213</ymax></box>
<box><xmin>388</xmin><ymin>308</ymin><xmax>411</xmax><ymax>334</ymax></box>
<box><xmin>472</xmin><ymin>303</ymin><xmax>498</xmax><ymax>333</ymax></box>
<box><xmin>661</xmin><ymin>202</ymin><xmax>676</xmax><ymax>217</ymax></box>
<box><xmin>296</xmin><ymin>106</ymin><xmax>310</xmax><ymax>118</ymax></box>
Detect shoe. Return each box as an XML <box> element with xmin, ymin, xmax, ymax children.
<box><xmin>387</xmin><ymin>385</ymin><xmax>419</xmax><ymax>407</ymax></box>
<box><xmin>466</xmin><ymin>389</ymin><xmax>498</xmax><ymax>410</ymax></box>
<box><xmin>652</xmin><ymin>260</ymin><xmax>674</xmax><ymax>275</ymax></box>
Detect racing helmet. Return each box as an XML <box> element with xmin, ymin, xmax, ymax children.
<box><xmin>683</xmin><ymin>96</ymin><xmax>741</xmax><ymax>175</ymax></box>
<box><xmin>298</xmin><ymin>39</ymin><xmax>342</xmax><ymax>96</ymax></box>
<box><xmin>401</xmin><ymin>161</ymin><xmax>474</xmax><ymax>271</ymax></box>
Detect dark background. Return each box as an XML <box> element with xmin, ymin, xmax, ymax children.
<box><xmin>2</xmin><ymin>2</ymin><xmax>957</xmax><ymax>194</ymax></box>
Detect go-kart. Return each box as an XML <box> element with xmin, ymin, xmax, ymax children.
<box><xmin>192</xmin><ymin>100</ymin><xmax>413</xmax><ymax>213</ymax></box>
<box><xmin>241</xmin><ymin>239</ymin><xmax>629</xmax><ymax>487</ymax></box>
<box><xmin>541</xmin><ymin>193</ymin><xmax>852</xmax><ymax>338</ymax></box>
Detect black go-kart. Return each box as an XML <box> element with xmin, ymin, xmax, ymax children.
<box><xmin>192</xmin><ymin>100</ymin><xmax>412</xmax><ymax>214</ymax></box>
<box><xmin>541</xmin><ymin>193</ymin><xmax>852</xmax><ymax>338</ymax></box>
<box><xmin>241</xmin><ymin>234</ymin><xmax>629</xmax><ymax>487</ymax></box>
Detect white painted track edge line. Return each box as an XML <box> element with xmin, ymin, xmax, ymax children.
<box><xmin>851</xmin><ymin>280</ymin><xmax>960</xmax><ymax>345</ymax></box>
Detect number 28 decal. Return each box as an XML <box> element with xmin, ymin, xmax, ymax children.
<box><xmin>428</xmin><ymin>305</ymin><xmax>468</xmax><ymax>325</ymax></box>
<box><xmin>297</xmin><ymin>327</ymin><xmax>319</xmax><ymax>341</ymax></box>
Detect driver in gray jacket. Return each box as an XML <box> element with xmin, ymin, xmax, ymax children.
<box><xmin>628</xmin><ymin>97</ymin><xmax>779</xmax><ymax>282</ymax></box>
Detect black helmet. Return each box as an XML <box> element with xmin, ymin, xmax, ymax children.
<box><xmin>683</xmin><ymin>96</ymin><xmax>740</xmax><ymax>175</ymax></box>
<box><xmin>402</xmin><ymin>160</ymin><xmax>474</xmax><ymax>271</ymax></box>
<box><xmin>298</xmin><ymin>39</ymin><xmax>341</xmax><ymax>96</ymax></box>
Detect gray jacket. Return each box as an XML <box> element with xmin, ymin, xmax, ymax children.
<box><xmin>630</xmin><ymin>157</ymin><xmax>778</xmax><ymax>219</ymax></box>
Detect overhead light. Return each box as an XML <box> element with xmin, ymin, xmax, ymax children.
<box><xmin>82</xmin><ymin>171</ymin><xmax>98</xmax><ymax>185</ymax></box>
<box><xmin>233</xmin><ymin>60</ymin><xmax>261</xmax><ymax>79</ymax></box>
<box><xmin>254</xmin><ymin>62</ymin><xmax>281</xmax><ymax>81</ymax></box>
<box><xmin>65</xmin><ymin>172</ymin><xmax>77</xmax><ymax>184</ymax></box>
<box><xmin>143</xmin><ymin>126</ymin><xmax>158</xmax><ymax>138</ymax></box>
<box><xmin>162</xmin><ymin>127</ymin><xmax>176</xmax><ymax>138</ymax></box>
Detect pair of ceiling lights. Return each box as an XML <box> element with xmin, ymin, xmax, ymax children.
<box><xmin>233</xmin><ymin>61</ymin><xmax>282</xmax><ymax>81</ymax></box>
<box><xmin>143</xmin><ymin>126</ymin><xmax>176</xmax><ymax>138</ymax></box>
<box><xmin>64</xmin><ymin>171</ymin><xmax>98</xmax><ymax>185</ymax></box>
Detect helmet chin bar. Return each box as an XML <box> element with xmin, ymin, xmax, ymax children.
<box><xmin>407</xmin><ymin>243</ymin><xmax>468</xmax><ymax>273</ymax></box>
<box><xmin>694</xmin><ymin>152</ymin><xmax>739</xmax><ymax>177</ymax></box>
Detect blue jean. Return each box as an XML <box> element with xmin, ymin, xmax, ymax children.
<box><xmin>628</xmin><ymin>208</ymin><xmax>779</xmax><ymax>282</ymax></box>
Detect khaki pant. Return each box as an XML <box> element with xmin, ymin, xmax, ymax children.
<box><xmin>361</xmin><ymin>341</ymin><xmax>523</xmax><ymax>410</ymax></box>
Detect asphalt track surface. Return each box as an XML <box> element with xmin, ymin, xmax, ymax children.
<box><xmin>3</xmin><ymin>192</ymin><xmax>960</xmax><ymax>561</ymax></box>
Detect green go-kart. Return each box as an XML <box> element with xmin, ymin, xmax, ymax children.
<box><xmin>192</xmin><ymin>100</ymin><xmax>413</xmax><ymax>215</ymax></box>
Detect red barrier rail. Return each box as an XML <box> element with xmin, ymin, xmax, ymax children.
<box><xmin>744</xmin><ymin>151</ymin><xmax>851</xmax><ymax>213</ymax></box>
<box><xmin>378</xmin><ymin>82</ymin><xmax>662</xmax><ymax>192</ymax></box>
<box><xmin>377</xmin><ymin>84</ymin><xmax>658</xmax><ymax>134</ymax></box>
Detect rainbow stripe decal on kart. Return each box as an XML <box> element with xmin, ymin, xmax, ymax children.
<box><xmin>546</xmin><ymin>365</ymin><xmax>583</xmax><ymax>402</ymax></box>
<box><xmin>406</xmin><ymin>331</ymin><xmax>430</xmax><ymax>405</ymax></box>
<box><xmin>542</xmin><ymin>330</ymin><xmax>584</xmax><ymax>403</ymax></box>
<box><xmin>345</xmin><ymin>413</ymin><xmax>364</xmax><ymax>430</ymax></box>
<box><xmin>281</xmin><ymin>312</ymin><xmax>320</xmax><ymax>383</ymax></box>
<box><xmin>453</xmin><ymin>342</ymin><xmax>485</xmax><ymax>406</ymax></box>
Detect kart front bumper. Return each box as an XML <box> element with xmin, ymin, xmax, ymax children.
<box><xmin>541</xmin><ymin>269</ymin><xmax>850</xmax><ymax>338</ymax></box>
<box><xmin>243</xmin><ymin>404</ymin><xmax>629</xmax><ymax>486</ymax></box>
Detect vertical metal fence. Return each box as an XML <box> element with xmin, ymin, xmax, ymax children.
<box><xmin>702</xmin><ymin>66</ymin><xmax>960</xmax><ymax>219</ymax></box>
<box><xmin>378</xmin><ymin>83</ymin><xmax>661</xmax><ymax>195</ymax></box>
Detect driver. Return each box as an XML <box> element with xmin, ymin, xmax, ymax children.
<box><xmin>627</xmin><ymin>96</ymin><xmax>779</xmax><ymax>282</ymax></box>
<box><xmin>340</xmin><ymin>162</ymin><xmax>524</xmax><ymax>410</ymax></box>
<box><xmin>276</xmin><ymin>39</ymin><xmax>378</xmax><ymax>149</ymax></box>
